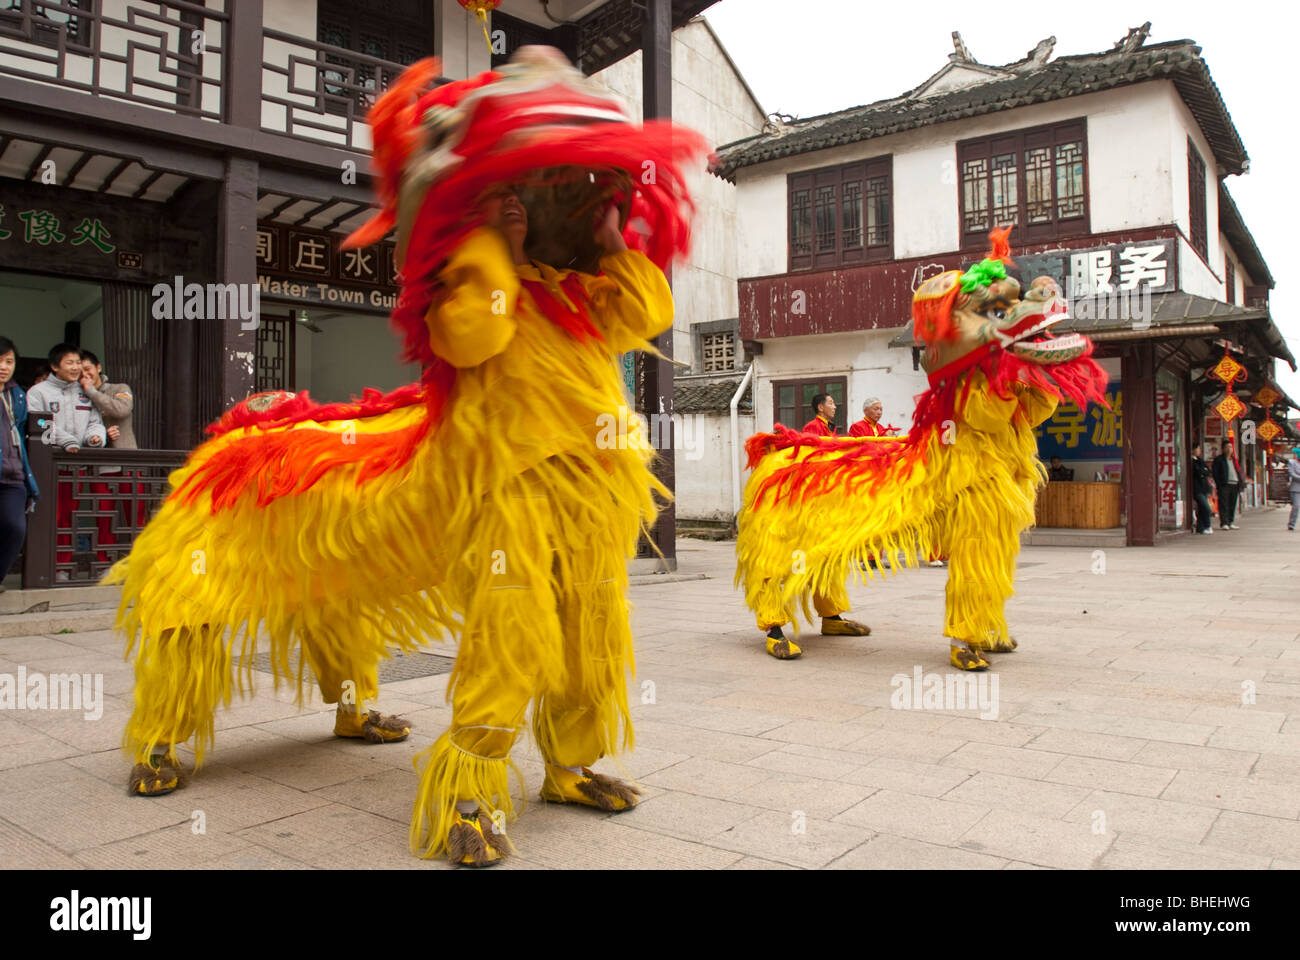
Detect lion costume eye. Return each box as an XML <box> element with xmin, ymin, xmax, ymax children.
<box><xmin>988</xmin><ymin>308</ymin><xmax>1007</xmax><ymax>321</ymax></box>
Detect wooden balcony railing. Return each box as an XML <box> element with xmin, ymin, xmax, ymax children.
<box><xmin>0</xmin><ymin>0</ymin><xmax>228</xmax><ymax>120</ymax></box>
<box><xmin>0</xmin><ymin>2</ymin><xmax>419</xmax><ymax>152</ymax></box>
<box><xmin>22</xmin><ymin>445</ymin><xmax>189</xmax><ymax>589</ymax></box>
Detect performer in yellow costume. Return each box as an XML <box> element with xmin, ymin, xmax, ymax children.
<box><xmin>111</xmin><ymin>47</ymin><xmax>709</xmax><ymax>867</ymax></box>
<box><xmin>736</xmin><ymin>230</ymin><xmax>1108</xmax><ymax>670</ymax></box>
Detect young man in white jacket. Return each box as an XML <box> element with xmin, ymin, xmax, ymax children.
<box><xmin>25</xmin><ymin>343</ymin><xmax>105</xmax><ymax>579</ymax></box>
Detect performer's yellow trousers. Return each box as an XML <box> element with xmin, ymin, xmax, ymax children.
<box><xmin>410</xmin><ymin>467</ymin><xmax>636</xmax><ymax>859</ymax></box>
<box><xmin>755</xmin><ymin>582</ymin><xmax>848</xmax><ymax>631</ymax></box>
<box><xmin>124</xmin><ymin>616</ymin><xmax>380</xmax><ymax>765</ymax></box>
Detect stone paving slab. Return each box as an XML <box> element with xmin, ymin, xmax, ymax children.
<box><xmin>0</xmin><ymin>505</ymin><xmax>1297</xmax><ymax>869</ymax></box>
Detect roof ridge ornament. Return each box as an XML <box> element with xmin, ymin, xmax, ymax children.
<box><xmin>1028</xmin><ymin>36</ymin><xmax>1056</xmax><ymax>65</ymax></box>
<box><xmin>1112</xmin><ymin>22</ymin><xmax>1152</xmax><ymax>53</ymax></box>
<box><xmin>950</xmin><ymin>31</ymin><xmax>975</xmax><ymax>64</ymax></box>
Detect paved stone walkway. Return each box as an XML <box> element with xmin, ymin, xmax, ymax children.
<box><xmin>2</xmin><ymin>505</ymin><xmax>1297</xmax><ymax>869</ymax></box>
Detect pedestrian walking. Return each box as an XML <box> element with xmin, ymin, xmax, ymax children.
<box><xmin>1191</xmin><ymin>442</ymin><xmax>1214</xmax><ymax>534</ymax></box>
<box><xmin>1286</xmin><ymin>447</ymin><xmax>1300</xmax><ymax>532</ymax></box>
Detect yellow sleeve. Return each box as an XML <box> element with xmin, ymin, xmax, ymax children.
<box><xmin>1012</xmin><ymin>383</ymin><xmax>1058</xmax><ymax>427</ymax></box>
<box><xmin>578</xmin><ymin>249</ymin><xmax>674</xmax><ymax>353</ymax></box>
<box><xmin>959</xmin><ymin>373</ymin><xmax>1019</xmax><ymax>434</ymax></box>
<box><xmin>424</xmin><ymin>227</ymin><xmax>521</xmax><ymax>369</ymax></box>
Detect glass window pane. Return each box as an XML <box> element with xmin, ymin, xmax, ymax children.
<box><xmin>1055</xmin><ymin>141</ymin><xmax>1085</xmax><ymax>219</ymax></box>
<box><xmin>790</xmin><ymin>190</ymin><xmax>811</xmax><ymax>256</ymax></box>
<box><xmin>1024</xmin><ymin>146</ymin><xmax>1052</xmax><ymax>224</ymax></box>
<box><xmin>865</xmin><ymin>175</ymin><xmax>889</xmax><ymax>246</ymax></box>
<box><xmin>841</xmin><ymin>181</ymin><xmax>862</xmax><ymax>249</ymax></box>
<box><xmin>961</xmin><ymin>157</ymin><xmax>989</xmax><ymax>233</ymax></box>
<box><xmin>991</xmin><ymin>153</ymin><xmax>1018</xmax><ymax>226</ymax></box>
<box><xmin>815</xmin><ymin>186</ymin><xmax>836</xmax><ymax>253</ymax></box>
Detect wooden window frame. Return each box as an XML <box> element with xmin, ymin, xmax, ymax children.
<box><xmin>1224</xmin><ymin>255</ymin><xmax>1235</xmax><ymax>305</ymax></box>
<box><xmin>788</xmin><ymin>156</ymin><xmax>893</xmax><ymax>272</ymax></box>
<box><xmin>771</xmin><ymin>376</ymin><xmax>848</xmax><ymax>434</ymax></box>
<box><xmin>957</xmin><ymin>118</ymin><xmax>1089</xmax><ymax>250</ymax></box>
<box><xmin>1188</xmin><ymin>139</ymin><xmax>1208</xmax><ymax>261</ymax></box>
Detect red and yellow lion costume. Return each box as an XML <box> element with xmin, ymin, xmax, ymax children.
<box><xmin>736</xmin><ymin>230</ymin><xmax>1109</xmax><ymax>669</ymax></box>
<box><xmin>110</xmin><ymin>47</ymin><xmax>709</xmax><ymax>866</ymax></box>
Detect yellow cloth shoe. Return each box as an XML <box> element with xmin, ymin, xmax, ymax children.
<box><xmin>821</xmin><ymin>616</ymin><xmax>871</xmax><ymax>637</ymax></box>
<box><xmin>540</xmin><ymin>764</ymin><xmax>640</xmax><ymax>812</ymax></box>
<box><xmin>765</xmin><ymin>634</ymin><xmax>802</xmax><ymax>659</ymax></box>
<box><xmin>949</xmin><ymin>644</ymin><xmax>991</xmax><ymax>671</ymax></box>
<box><xmin>334</xmin><ymin>707</ymin><xmax>411</xmax><ymax>743</ymax></box>
<box><xmin>446</xmin><ymin>809</ymin><xmax>510</xmax><ymax>867</ymax></box>
<box><xmin>971</xmin><ymin>633</ymin><xmax>1017</xmax><ymax>653</ymax></box>
<box><xmin>128</xmin><ymin>750</ymin><xmax>184</xmax><ymax>797</ymax></box>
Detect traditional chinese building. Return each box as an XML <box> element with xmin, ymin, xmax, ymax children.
<box><xmin>714</xmin><ymin>24</ymin><xmax>1296</xmax><ymax>546</ymax></box>
<box><xmin>0</xmin><ymin>0</ymin><xmax>719</xmax><ymax>587</ymax></box>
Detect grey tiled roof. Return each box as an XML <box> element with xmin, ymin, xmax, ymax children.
<box><xmin>715</xmin><ymin>40</ymin><xmax>1247</xmax><ymax>179</ymax></box>
<box><xmin>674</xmin><ymin>376</ymin><xmax>752</xmax><ymax>413</ymax></box>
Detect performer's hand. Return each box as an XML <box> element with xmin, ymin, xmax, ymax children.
<box><xmin>593</xmin><ymin>204</ymin><xmax>627</xmax><ymax>254</ymax></box>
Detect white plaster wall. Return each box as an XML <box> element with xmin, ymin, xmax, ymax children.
<box><xmin>675</xmin><ymin>411</ymin><xmax>755</xmax><ymax>521</ymax></box>
<box><xmin>750</xmin><ymin>330</ymin><xmax>928</xmax><ymax>435</ymax></box>
<box><xmin>736</xmin><ymin>82</ymin><xmax>1185</xmax><ymax>278</ymax></box>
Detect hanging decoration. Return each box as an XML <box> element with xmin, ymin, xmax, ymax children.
<box><xmin>1254</xmin><ymin>383</ymin><xmax>1282</xmax><ymax>445</ymax></box>
<box><xmin>458</xmin><ymin>0</ymin><xmax>502</xmax><ymax>54</ymax></box>
<box><xmin>1207</xmin><ymin>345</ymin><xmax>1247</xmax><ymax>424</ymax></box>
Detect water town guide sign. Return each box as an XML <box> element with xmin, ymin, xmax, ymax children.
<box><xmin>256</xmin><ymin>222</ymin><xmax>399</xmax><ymax>314</ymax></box>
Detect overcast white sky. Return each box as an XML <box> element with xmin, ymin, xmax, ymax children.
<box><xmin>702</xmin><ymin>0</ymin><xmax>1300</xmax><ymax>409</ymax></box>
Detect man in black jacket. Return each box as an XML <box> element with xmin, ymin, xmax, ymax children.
<box><xmin>1191</xmin><ymin>442</ymin><xmax>1214</xmax><ymax>534</ymax></box>
<box><xmin>1212</xmin><ymin>440</ymin><xmax>1242</xmax><ymax>529</ymax></box>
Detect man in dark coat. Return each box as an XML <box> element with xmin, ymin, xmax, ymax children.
<box><xmin>1212</xmin><ymin>440</ymin><xmax>1242</xmax><ymax>529</ymax></box>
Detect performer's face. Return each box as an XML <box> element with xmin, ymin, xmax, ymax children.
<box><xmin>481</xmin><ymin>186</ymin><xmax>528</xmax><ymax>244</ymax></box>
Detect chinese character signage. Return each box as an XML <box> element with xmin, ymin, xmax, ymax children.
<box><xmin>1034</xmin><ymin>390</ymin><xmax>1123</xmax><ymax>460</ymax></box>
<box><xmin>1155</xmin><ymin>369</ymin><xmax>1185</xmax><ymax>528</ymax></box>
<box><xmin>256</xmin><ymin>221</ymin><xmax>399</xmax><ymax>314</ymax></box>
<box><xmin>1017</xmin><ymin>238</ymin><xmax>1177</xmax><ymax>297</ymax></box>
<box><xmin>0</xmin><ymin>181</ymin><xmax>202</xmax><ymax>281</ymax></box>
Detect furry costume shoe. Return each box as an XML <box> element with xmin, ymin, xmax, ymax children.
<box><xmin>540</xmin><ymin>764</ymin><xmax>640</xmax><ymax>812</ymax></box>
<box><xmin>129</xmin><ymin>747</ymin><xmax>185</xmax><ymax>796</ymax></box>
<box><xmin>334</xmin><ymin>706</ymin><xmax>412</xmax><ymax>743</ymax></box>
<box><xmin>765</xmin><ymin>634</ymin><xmax>802</xmax><ymax>660</ymax></box>
<box><xmin>821</xmin><ymin>616</ymin><xmax>871</xmax><ymax>637</ymax></box>
<box><xmin>446</xmin><ymin>808</ymin><xmax>511</xmax><ymax>867</ymax></box>
<box><xmin>949</xmin><ymin>642</ymin><xmax>991</xmax><ymax>671</ymax></box>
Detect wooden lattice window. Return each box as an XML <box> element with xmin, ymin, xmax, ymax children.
<box><xmin>788</xmin><ymin>157</ymin><xmax>892</xmax><ymax>271</ymax></box>
<box><xmin>700</xmin><ymin>332</ymin><xmax>735</xmax><ymax>373</ymax></box>
<box><xmin>958</xmin><ymin>119</ymin><xmax>1087</xmax><ymax>248</ymax></box>
<box><xmin>1224</xmin><ymin>256</ymin><xmax>1235</xmax><ymax>305</ymax></box>
<box><xmin>1188</xmin><ymin>139</ymin><xmax>1208</xmax><ymax>261</ymax></box>
<box><xmin>318</xmin><ymin>0</ymin><xmax>432</xmax><ymax>116</ymax></box>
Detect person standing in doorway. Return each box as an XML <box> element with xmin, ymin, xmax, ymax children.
<box><xmin>26</xmin><ymin>343</ymin><xmax>106</xmax><ymax>580</ymax></box>
<box><xmin>1212</xmin><ymin>439</ymin><xmax>1242</xmax><ymax>529</ymax></box>
<box><xmin>803</xmin><ymin>393</ymin><xmax>837</xmax><ymax>436</ymax></box>
<box><xmin>0</xmin><ymin>336</ymin><xmax>40</xmax><ymax>589</ymax></box>
<box><xmin>1191</xmin><ymin>442</ymin><xmax>1214</xmax><ymax>535</ymax></box>
<box><xmin>79</xmin><ymin>351</ymin><xmax>136</xmax><ymax>449</ymax></box>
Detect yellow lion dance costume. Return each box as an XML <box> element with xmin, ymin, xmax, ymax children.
<box><xmin>736</xmin><ymin>229</ymin><xmax>1108</xmax><ymax>670</ymax></box>
<box><xmin>110</xmin><ymin>47</ymin><xmax>709</xmax><ymax>867</ymax></box>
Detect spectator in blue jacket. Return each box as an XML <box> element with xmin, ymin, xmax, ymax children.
<box><xmin>0</xmin><ymin>336</ymin><xmax>40</xmax><ymax>587</ymax></box>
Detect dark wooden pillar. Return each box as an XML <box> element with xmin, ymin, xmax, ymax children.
<box><xmin>217</xmin><ymin>0</ymin><xmax>263</xmax><ymax>409</ymax></box>
<box><xmin>641</xmin><ymin>0</ymin><xmax>676</xmax><ymax>569</ymax></box>
<box><xmin>1123</xmin><ymin>342</ymin><xmax>1157</xmax><ymax>546</ymax></box>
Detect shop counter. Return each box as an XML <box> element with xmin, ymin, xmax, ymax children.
<box><xmin>1035</xmin><ymin>481</ymin><xmax>1122</xmax><ymax>529</ymax></box>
